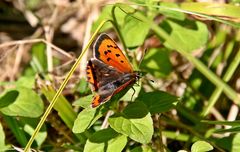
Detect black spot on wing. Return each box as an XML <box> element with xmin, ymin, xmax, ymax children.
<box><xmin>120</xmin><ymin>60</ymin><xmax>124</xmax><ymax>63</ymax></box>
<box><xmin>115</xmin><ymin>54</ymin><xmax>120</xmax><ymax>57</ymax></box>
<box><xmin>104</xmin><ymin>51</ymin><xmax>108</xmax><ymax>55</ymax></box>
<box><xmin>107</xmin><ymin>58</ymin><xmax>111</xmax><ymax>61</ymax></box>
<box><xmin>94</xmin><ymin>33</ymin><xmax>110</xmax><ymax>58</ymax></box>
<box><xmin>107</xmin><ymin>45</ymin><xmax>113</xmax><ymax>48</ymax></box>
<box><xmin>107</xmin><ymin>50</ymin><xmax>111</xmax><ymax>53</ymax></box>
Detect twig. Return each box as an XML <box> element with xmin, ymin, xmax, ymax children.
<box><xmin>101</xmin><ymin>110</ymin><xmax>114</xmax><ymax>129</ymax></box>
<box><xmin>0</xmin><ymin>39</ymin><xmax>74</xmax><ymax>59</ymax></box>
<box><xmin>12</xmin><ymin>44</ymin><xmax>24</xmax><ymax>80</ymax></box>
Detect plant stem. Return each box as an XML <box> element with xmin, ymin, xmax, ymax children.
<box><xmin>24</xmin><ymin>20</ymin><xmax>110</xmax><ymax>152</ymax></box>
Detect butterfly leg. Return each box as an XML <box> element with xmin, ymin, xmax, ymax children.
<box><xmin>130</xmin><ymin>87</ymin><xmax>136</xmax><ymax>101</ymax></box>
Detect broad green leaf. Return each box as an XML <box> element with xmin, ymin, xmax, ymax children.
<box><xmin>0</xmin><ymin>123</ymin><xmax>10</xmax><ymax>151</ymax></box>
<box><xmin>158</xmin><ymin>2</ymin><xmax>185</xmax><ymax>20</ymax></box>
<box><xmin>20</xmin><ymin>118</ymin><xmax>47</xmax><ymax>146</ymax></box>
<box><xmin>15</xmin><ymin>76</ymin><xmax>35</xmax><ymax>89</ymax></box>
<box><xmin>121</xmin><ymin>84</ymin><xmax>141</xmax><ymax>101</ymax></box>
<box><xmin>215</xmin><ymin>136</ymin><xmax>232</xmax><ymax>151</ymax></box>
<box><xmin>130</xmin><ymin>145</ymin><xmax>154</xmax><ymax>152</ymax></box>
<box><xmin>0</xmin><ymin>90</ymin><xmax>19</xmax><ymax>108</ymax></box>
<box><xmin>161</xmin><ymin>19</ymin><xmax>208</xmax><ymax>52</ymax></box>
<box><xmin>84</xmin><ymin>128</ymin><xmax>127</xmax><ymax>152</ymax></box>
<box><xmin>73</xmin><ymin>95</ymin><xmax>92</xmax><ymax>108</ymax></box>
<box><xmin>121</xmin><ymin>14</ymin><xmax>150</xmax><ymax>47</ymax></box>
<box><xmin>191</xmin><ymin>141</ymin><xmax>213</xmax><ymax>152</ymax></box>
<box><xmin>72</xmin><ymin>107</ymin><xmax>106</xmax><ymax>133</ymax></box>
<box><xmin>140</xmin><ymin>48</ymin><xmax>172</xmax><ymax>78</ymax></box>
<box><xmin>0</xmin><ymin>87</ymin><xmax>43</xmax><ymax>117</ymax></box>
<box><xmin>109</xmin><ymin>112</ymin><xmax>153</xmax><ymax>144</ymax></box>
<box><xmin>136</xmin><ymin>91</ymin><xmax>179</xmax><ymax>114</ymax></box>
<box><xmin>24</xmin><ymin>124</ymin><xmax>46</xmax><ymax>146</ymax></box>
<box><xmin>232</xmin><ymin>133</ymin><xmax>240</xmax><ymax>152</ymax></box>
<box><xmin>92</xmin><ymin>5</ymin><xmax>126</xmax><ymax>32</ymax></box>
<box><xmin>123</xmin><ymin>102</ymin><xmax>149</xmax><ymax>118</ymax></box>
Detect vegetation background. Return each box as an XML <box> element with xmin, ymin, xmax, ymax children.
<box><xmin>0</xmin><ymin>0</ymin><xmax>240</xmax><ymax>151</ymax></box>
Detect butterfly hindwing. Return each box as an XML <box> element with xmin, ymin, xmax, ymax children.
<box><xmin>93</xmin><ymin>33</ymin><xmax>133</xmax><ymax>73</ymax></box>
<box><xmin>86</xmin><ymin>60</ymin><xmax>98</xmax><ymax>91</ymax></box>
<box><xmin>88</xmin><ymin>58</ymin><xmax>123</xmax><ymax>88</ymax></box>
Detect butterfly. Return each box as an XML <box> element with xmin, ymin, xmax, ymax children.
<box><xmin>86</xmin><ymin>33</ymin><xmax>140</xmax><ymax>108</ymax></box>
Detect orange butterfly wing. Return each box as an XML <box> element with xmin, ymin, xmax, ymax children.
<box><xmin>93</xmin><ymin>33</ymin><xmax>133</xmax><ymax>73</ymax></box>
<box><xmin>86</xmin><ymin>60</ymin><xmax>98</xmax><ymax>91</ymax></box>
<box><xmin>87</xmin><ymin>34</ymin><xmax>139</xmax><ymax>108</ymax></box>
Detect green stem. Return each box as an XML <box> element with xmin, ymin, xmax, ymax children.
<box><xmin>24</xmin><ymin>20</ymin><xmax>110</xmax><ymax>152</ymax></box>
<box><xmin>111</xmin><ymin>6</ymin><xmax>128</xmax><ymax>52</ymax></box>
<box><xmin>201</xmin><ymin>45</ymin><xmax>240</xmax><ymax>117</ymax></box>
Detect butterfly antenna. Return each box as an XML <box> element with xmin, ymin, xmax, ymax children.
<box><xmin>138</xmin><ymin>48</ymin><xmax>147</xmax><ymax>68</ymax></box>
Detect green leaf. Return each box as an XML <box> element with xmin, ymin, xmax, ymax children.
<box><xmin>158</xmin><ymin>2</ymin><xmax>185</xmax><ymax>20</ymax></box>
<box><xmin>214</xmin><ymin>126</ymin><xmax>240</xmax><ymax>133</ymax></box>
<box><xmin>136</xmin><ymin>91</ymin><xmax>179</xmax><ymax>114</ymax></box>
<box><xmin>0</xmin><ymin>90</ymin><xmax>19</xmax><ymax>108</ymax></box>
<box><xmin>140</xmin><ymin>48</ymin><xmax>172</xmax><ymax>78</ymax></box>
<box><xmin>123</xmin><ymin>102</ymin><xmax>149</xmax><ymax>118</ymax></box>
<box><xmin>76</xmin><ymin>78</ymin><xmax>91</xmax><ymax>94</ymax></box>
<box><xmin>84</xmin><ymin>128</ymin><xmax>127</xmax><ymax>152</ymax></box>
<box><xmin>202</xmin><ymin>120</ymin><xmax>240</xmax><ymax>126</ymax></box>
<box><xmin>191</xmin><ymin>141</ymin><xmax>213</xmax><ymax>152</ymax></box>
<box><xmin>42</xmin><ymin>86</ymin><xmax>77</xmax><ymax>129</ymax></box>
<box><xmin>73</xmin><ymin>95</ymin><xmax>92</xmax><ymax>109</ymax></box>
<box><xmin>72</xmin><ymin>107</ymin><xmax>106</xmax><ymax>133</ymax></box>
<box><xmin>31</xmin><ymin>42</ymin><xmax>47</xmax><ymax>73</ymax></box>
<box><xmin>161</xmin><ymin>19</ymin><xmax>208</xmax><ymax>52</ymax></box>
<box><xmin>2</xmin><ymin>115</ymin><xmax>28</xmax><ymax>146</ymax></box>
<box><xmin>130</xmin><ymin>145</ymin><xmax>154</xmax><ymax>152</ymax></box>
<box><xmin>232</xmin><ymin>133</ymin><xmax>240</xmax><ymax>152</ymax></box>
<box><xmin>20</xmin><ymin>118</ymin><xmax>47</xmax><ymax>146</ymax></box>
<box><xmin>92</xmin><ymin>5</ymin><xmax>127</xmax><ymax>32</ymax></box>
<box><xmin>121</xmin><ymin>84</ymin><xmax>141</xmax><ymax>101</ymax></box>
<box><xmin>0</xmin><ymin>87</ymin><xmax>44</xmax><ymax>117</ymax></box>
<box><xmin>121</xmin><ymin>14</ymin><xmax>150</xmax><ymax>47</ymax></box>
<box><xmin>24</xmin><ymin>124</ymin><xmax>46</xmax><ymax>146</ymax></box>
<box><xmin>0</xmin><ymin>123</ymin><xmax>11</xmax><ymax>151</ymax></box>
<box><xmin>15</xmin><ymin>76</ymin><xmax>35</xmax><ymax>89</ymax></box>
<box><xmin>108</xmin><ymin>112</ymin><xmax>153</xmax><ymax>144</ymax></box>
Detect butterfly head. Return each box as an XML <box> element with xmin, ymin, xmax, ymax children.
<box><xmin>134</xmin><ymin>71</ymin><xmax>145</xmax><ymax>77</ymax></box>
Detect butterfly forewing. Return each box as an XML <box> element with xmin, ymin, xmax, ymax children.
<box><xmin>93</xmin><ymin>33</ymin><xmax>133</xmax><ymax>73</ymax></box>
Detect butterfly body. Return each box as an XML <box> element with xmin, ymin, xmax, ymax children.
<box><xmin>86</xmin><ymin>34</ymin><xmax>140</xmax><ymax>108</ymax></box>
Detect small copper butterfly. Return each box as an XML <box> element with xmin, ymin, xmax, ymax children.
<box><xmin>86</xmin><ymin>33</ymin><xmax>140</xmax><ymax>108</ymax></box>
